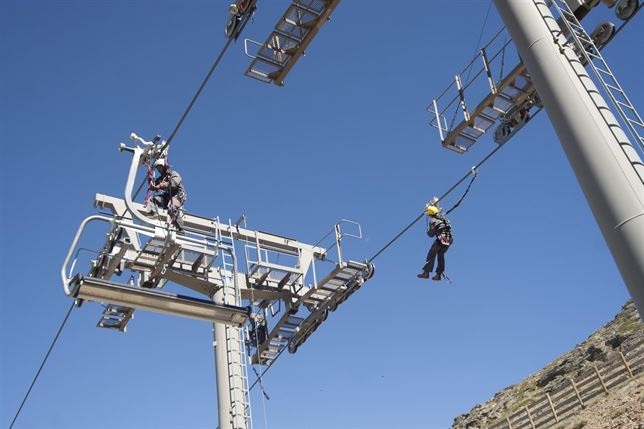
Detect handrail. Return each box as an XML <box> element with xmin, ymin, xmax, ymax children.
<box><xmin>62</xmin><ymin>214</ymin><xmax>226</xmax><ymax>296</ymax></box>
<box><xmin>61</xmin><ymin>215</ymin><xmax>113</xmax><ymax>294</ymax></box>
<box><xmin>122</xmin><ymin>145</ymin><xmax>162</xmax><ymax>228</ymax></box>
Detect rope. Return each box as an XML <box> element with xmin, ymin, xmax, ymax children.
<box><xmin>445</xmin><ymin>167</ymin><xmax>478</xmax><ymax>216</ymax></box>
<box><xmin>367</xmin><ymin>142</ymin><xmax>505</xmax><ymax>264</ymax></box>
<box><xmin>9</xmin><ymin>302</ymin><xmax>75</xmax><ymax>429</ymax></box>
<box><xmin>143</xmin><ymin>158</ymin><xmax>155</xmax><ymax>206</ymax></box>
<box><xmin>160</xmin><ymin>36</ymin><xmax>234</xmax><ymax>154</ymax></box>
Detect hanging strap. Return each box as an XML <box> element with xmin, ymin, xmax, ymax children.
<box><xmin>143</xmin><ymin>159</ymin><xmax>155</xmax><ymax>206</ymax></box>
<box><xmin>445</xmin><ymin>167</ymin><xmax>478</xmax><ymax>216</ymax></box>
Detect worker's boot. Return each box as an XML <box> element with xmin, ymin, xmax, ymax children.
<box><xmin>432</xmin><ymin>273</ymin><xmax>442</xmax><ymax>281</ymax></box>
<box><xmin>416</xmin><ymin>272</ymin><xmax>430</xmax><ymax>279</ymax></box>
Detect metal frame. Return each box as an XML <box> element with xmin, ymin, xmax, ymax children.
<box><xmin>244</xmin><ymin>0</ymin><xmax>341</xmax><ymax>86</ymax></box>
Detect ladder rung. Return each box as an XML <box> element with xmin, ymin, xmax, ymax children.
<box><xmin>615</xmin><ymin>100</ymin><xmax>635</xmax><ymax>109</ymax></box>
<box><xmin>191</xmin><ymin>254</ymin><xmax>205</xmax><ymax>273</ymax></box>
<box><xmin>456</xmin><ymin>132</ymin><xmax>477</xmax><ymax>144</ymax></box>
<box><xmin>478</xmin><ymin>110</ymin><xmax>498</xmax><ymax>122</ymax></box>
<box><xmin>605</xmin><ymin>83</ymin><xmax>623</xmax><ymax>93</ymax></box>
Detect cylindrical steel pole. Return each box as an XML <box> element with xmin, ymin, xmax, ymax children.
<box><xmin>493</xmin><ymin>0</ymin><xmax>644</xmax><ymax>317</ymax></box>
<box><xmin>212</xmin><ymin>287</ymin><xmax>247</xmax><ymax>429</ymax></box>
<box><xmin>212</xmin><ymin>298</ymin><xmax>233</xmax><ymax>429</ymax></box>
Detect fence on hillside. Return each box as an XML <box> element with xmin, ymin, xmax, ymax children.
<box><xmin>488</xmin><ymin>337</ymin><xmax>643</xmax><ymax>429</ymax></box>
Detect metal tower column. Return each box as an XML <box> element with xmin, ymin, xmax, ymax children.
<box><xmin>213</xmin><ymin>285</ymin><xmax>249</xmax><ymax>429</ymax></box>
<box><xmin>493</xmin><ymin>0</ymin><xmax>644</xmax><ymax>316</ymax></box>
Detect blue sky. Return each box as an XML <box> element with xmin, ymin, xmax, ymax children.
<box><xmin>1</xmin><ymin>1</ymin><xmax>642</xmax><ymax>428</ymax></box>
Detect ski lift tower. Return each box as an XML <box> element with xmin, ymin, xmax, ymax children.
<box><xmin>429</xmin><ymin>0</ymin><xmax>644</xmax><ymax>317</ymax></box>
<box><xmin>62</xmin><ymin>134</ymin><xmax>374</xmax><ymax>429</ymax></box>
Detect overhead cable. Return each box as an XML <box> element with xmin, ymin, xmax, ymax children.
<box><xmin>160</xmin><ymin>36</ymin><xmax>234</xmax><ymax>154</ymax></box>
<box><xmin>9</xmin><ymin>302</ymin><xmax>75</xmax><ymax>429</ymax></box>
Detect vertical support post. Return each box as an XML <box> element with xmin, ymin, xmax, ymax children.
<box><xmin>213</xmin><ymin>315</ymin><xmax>233</xmax><ymax>429</ymax></box>
<box><xmin>524</xmin><ymin>405</ymin><xmax>536</xmax><ymax>429</ymax></box>
<box><xmin>619</xmin><ymin>351</ymin><xmax>634</xmax><ymax>377</ymax></box>
<box><xmin>213</xmin><ymin>288</ymin><xmax>248</xmax><ymax>429</ymax></box>
<box><xmin>480</xmin><ymin>48</ymin><xmax>498</xmax><ymax>95</ymax></box>
<box><xmin>505</xmin><ymin>415</ymin><xmax>514</xmax><ymax>429</ymax></box>
<box><xmin>456</xmin><ymin>74</ymin><xmax>471</xmax><ymax>122</ymax></box>
<box><xmin>546</xmin><ymin>392</ymin><xmax>559</xmax><ymax>423</ymax></box>
<box><xmin>593</xmin><ymin>365</ymin><xmax>609</xmax><ymax>394</ymax></box>
<box><xmin>433</xmin><ymin>99</ymin><xmax>445</xmax><ymax>142</ymax></box>
<box><xmin>493</xmin><ymin>0</ymin><xmax>644</xmax><ymax>319</ymax></box>
<box><xmin>334</xmin><ymin>223</ymin><xmax>343</xmax><ymax>265</ymax></box>
<box><xmin>569</xmin><ymin>377</ymin><xmax>585</xmax><ymax>408</ymax></box>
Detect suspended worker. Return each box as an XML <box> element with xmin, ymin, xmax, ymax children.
<box><xmin>417</xmin><ymin>205</ymin><xmax>453</xmax><ymax>281</ymax></box>
<box><xmin>144</xmin><ymin>158</ymin><xmax>187</xmax><ymax>232</ymax></box>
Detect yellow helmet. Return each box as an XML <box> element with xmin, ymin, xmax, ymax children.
<box><xmin>425</xmin><ymin>205</ymin><xmax>439</xmax><ymax>216</ymax></box>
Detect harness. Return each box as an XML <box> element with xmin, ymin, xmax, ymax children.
<box><xmin>428</xmin><ymin>216</ymin><xmax>453</xmax><ymax>246</ymax></box>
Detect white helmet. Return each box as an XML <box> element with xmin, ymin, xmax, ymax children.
<box><xmin>154</xmin><ymin>159</ymin><xmax>167</xmax><ymax>168</ymax></box>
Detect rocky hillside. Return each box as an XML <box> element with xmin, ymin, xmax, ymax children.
<box><xmin>452</xmin><ymin>301</ymin><xmax>643</xmax><ymax>429</ymax></box>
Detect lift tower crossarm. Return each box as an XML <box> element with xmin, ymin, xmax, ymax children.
<box><xmin>94</xmin><ymin>193</ymin><xmax>327</xmax><ymax>261</ymax></box>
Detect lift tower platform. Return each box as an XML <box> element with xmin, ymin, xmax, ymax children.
<box><xmin>62</xmin><ymin>133</ymin><xmax>375</xmax><ymax>429</ymax></box>
<box><xmin>243</xmin><ymin>0</ymin><xmax>340</xmax><ymax>85</ymax></box>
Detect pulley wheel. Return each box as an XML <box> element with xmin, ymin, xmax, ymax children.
<box><xmin>615</xmin><ymin>0</ymin><xmax>638</xmax><ymax>20</ymax></box>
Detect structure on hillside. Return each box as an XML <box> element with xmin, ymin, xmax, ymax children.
<box><xmin>452</xmin><ymin>301</ymin><xmax>643</xmax><ymax>428</ymax></box>
<box><xmin>429</xmin><ymin>0</ymin><xmax>644</xmax><ymax>317</ymax></box>
<box><xmin>61</xmin><ymin>134</ymin><xmax>374</xmax><ymax>429</ymax></box>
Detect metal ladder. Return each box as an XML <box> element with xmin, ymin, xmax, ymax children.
<box><xmin>550</xmin><ymin>0</ymin><xmax>644</xmax><ymax>158</ymax></box>
<box><xmin>97</xmin><ymin>304</ymin><xmax>135</xmax><ymax>332</ymax></box>
<box><xmin>221</xmin><ymin>246</ymin><xmax>252</xmax><ymax>429</ymax></box>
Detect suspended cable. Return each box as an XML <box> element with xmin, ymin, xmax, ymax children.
<box><xmin>125</xmin><ymin>37</ymin><xmax>236</xmax><ymax>216</ymax></box>
<box><xmin>10</xmin><ymin>302</ymin><xmax>75</xmax><ymax>429</ymax></box>
<box><xmin>367</xmin><ymin>142</ymin><xmax>505</xmax><ymax>264</ymax></box>
<box><xmin>160</xmin><ymin>37</ymin><xmax>234</xmax><ymax>154</ymax></box>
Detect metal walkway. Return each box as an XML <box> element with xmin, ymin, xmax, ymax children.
<box><xmin>244</xmin><ymin>0</ymin><xmax>340</xmax><ymax>86</ymax></box>
<box><xmin>250</xmin><ymin>259</ymin><xmax>374</xmax><ymax>365</ymax></box>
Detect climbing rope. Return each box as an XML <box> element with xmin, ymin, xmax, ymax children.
<box><xmin>143</xmin><ymin>158</ymin><xmax>155</xmax><ymax>206</ymax></box>
<box><xmin>9</xmin><ymin>301</ymin><xmax>75</xmax><ymax>429</ymax></box>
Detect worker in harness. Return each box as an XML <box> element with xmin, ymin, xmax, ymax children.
<box><xmin>417</xmin><ymin>205</ymin><xmax>453</xmax><ymax>281</ymax></box>
<box><xmin>144</xmin><ymin>158</ymin><xmax>187</xmax><ymax>232</ymax></box>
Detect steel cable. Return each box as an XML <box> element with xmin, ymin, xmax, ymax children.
<box><xmin>9</xmin><ymin>302</ymin><xmax>75</xmax><ymax>429</ymax></box>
